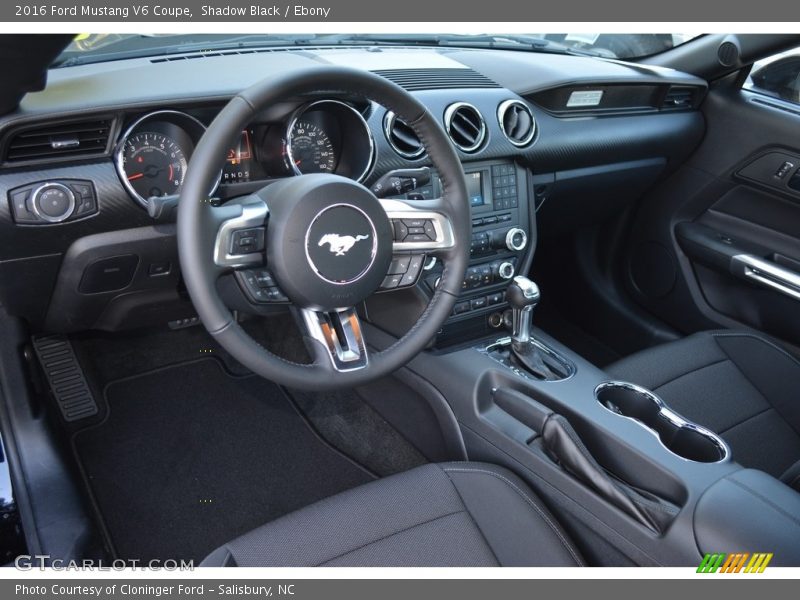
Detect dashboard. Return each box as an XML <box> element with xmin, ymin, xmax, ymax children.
<box><xmin>0</xmin><ymin>45</ymin><xmax>708</xmax><ymax>339</ymax></box>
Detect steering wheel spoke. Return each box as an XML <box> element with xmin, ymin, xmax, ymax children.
<box><xmin>299</xmin><ymin>307</ymin><xmax>369</xmax><ymax>372</ymax></box>
<box><xmin>212</xmin><ymin>194</ymin><xmax>269</xmax><ymax>270</ymax></box>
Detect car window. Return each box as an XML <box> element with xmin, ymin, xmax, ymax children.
<box><xmin>745</xmin><ymin>45</ymin><xmax>800</xmax><ymax>104</ymax></box>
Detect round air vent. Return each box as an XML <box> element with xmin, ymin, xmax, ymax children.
<box><xmin>497</xmin><ymin>100</ymin><xmax>536</xmax><ymax>147</ymax></box>
<box><xmin>444</xmin><ymin>102</ymin><xmax>486</xmax><ymax>153</ymax></box>
<box><xmin>383</xmin><ymin>111</ymin><xmax>425</xmax><ymax>159</ymax></box>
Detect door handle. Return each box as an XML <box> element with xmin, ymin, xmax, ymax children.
<box><xmin>731</xmin><ymin>254</ymin><xmax>800</xmax><ymax>301</ymax></box>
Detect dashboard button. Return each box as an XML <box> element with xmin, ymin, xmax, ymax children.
<box><xmin>76</xmin><ymin>194</ymin><xmax>97</xmax><ymax>215</ymax></box>
<box><xmin>470</xmin><ymin>296</ymin><xmax>488</xmax><ymax>310</ymax></box>
<box><xmin>453</xmin><ymin>301</ymin><xmax>471</xmax><ymax>315</ymax></box>
<box><xmin>9</xmin><ymin>189</ymin><xmax>37</xmax><ymax>223</ymax></box>
<box><xmin>32</xmin><ymin>183</ymin><xmax>75</xmax><ymax>223</ymax></box>
<box><xmin>487</xmin><ymin>292</ymin><xmax>504</xmax><ymax>305</ymax></box>
<box><xmin>148</xmin><ymin>262</ymin><xmax>171</xmax><ymax>277</ymax></box>
<box><xmin>423</xmin><ymin>220</ymin><xmax>436</xmax><ymax>240</ymax></box>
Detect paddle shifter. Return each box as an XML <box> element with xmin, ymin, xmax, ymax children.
<box><xmin>500</xmin><ymin>275</ymin><xmax>573</xmax><ymax>381</ymax></box>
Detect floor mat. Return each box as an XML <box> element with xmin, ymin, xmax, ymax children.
<box><xmin>72</xmin><ymin>358</ymin><xmax>374</xmax><ymax>563</ymax></box>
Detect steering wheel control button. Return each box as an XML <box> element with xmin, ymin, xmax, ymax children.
<box><xmin>392</xmin><ymin>219</ymin><xmax>438</xmax><ymax>243</ymax></box>
<box><xmin>380</xmin><ymin>253</ymin><xmax>427</xmax><ymax>291</ymax></box>
<box><xmin>230</xmin><ymin>227</ymin><xmax>265</xmax><ymax>255</ymax></box>
<box><xmin>381</xmin><ymin>274</ymin><xmax>403</xmax><ymax>289</ymax></box>
<box><xmin>388</xmin><ymin>256</ymin><xmax>412</xmax><ymax>275</ymax></box>
<box><xmin>306</xmin><ymin>204</ymin><xmax>377</xmax><ymax>284</ymax></box>
<box><xmin>400</xmin><ymin>255</ymin><xmax>425</xmax><ymax>287</ymax></box>
<box><xmin>393</xmin><ymin>220</ymin><xmax>409</xmax><ymax>241</ymax></box>
<box><xmin>235</xmin><ymin>269</ymin><xmax>288</xmax><ymax>304</ymax></box>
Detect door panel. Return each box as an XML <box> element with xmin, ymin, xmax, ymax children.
<box><xmin>624</xmin><ymin>86</ymin><xmax>800</xmax><ymax>349</ymax></box>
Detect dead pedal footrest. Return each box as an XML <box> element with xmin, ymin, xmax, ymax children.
<box><xmin>32</xmin><ymin>335</ymin><xmax>98</xmax><ymax>422</ymax></box>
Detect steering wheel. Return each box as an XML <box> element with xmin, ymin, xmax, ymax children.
<box><xmin>177</xmin><ymin>66</ymin><xmax>470</xmax><ymax>391</ymax></box>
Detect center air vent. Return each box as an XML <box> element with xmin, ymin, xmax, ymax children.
<box><xmin>498</xmin><ymin>100</ymin><xmax>536</xmax><ymax>147</ymax></box>
<box><xmin>384</xmin><ymin>111</ymin><xmax>425</xmax><ymax>159</ymax></box>
<box><xmin>4</xmin><ymin>117</ymin><xmax>113</xmax><ymax>164</ymax></box>
<box><xmin>444</xmin><ymin>102</ymin><xmax>486</xmax><ymax>153</ymax></box>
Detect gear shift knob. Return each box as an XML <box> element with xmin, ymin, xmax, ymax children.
<box><xmin>506</xmin><ymin>276</ymin><xmax>540</xmax><ymax>345</ymax></box>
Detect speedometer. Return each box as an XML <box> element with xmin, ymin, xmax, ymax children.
<box><xmin>121</xmin><ymin>132</ymin><xmax>187</xmax><ymax>201</ymax></box>
<box><xmin>286</xmin><ymin>121</ymin><xmax>336</xmax><ymax>175</ymax></box>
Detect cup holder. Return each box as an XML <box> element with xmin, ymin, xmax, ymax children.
<box><xmin>595</xmin><ymin>381</ymin><xmax>729</xmax><ymax>464</ymax></box>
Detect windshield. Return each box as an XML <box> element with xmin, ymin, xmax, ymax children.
<box><xmin>54</xmin><ymin>33</ymin><xmax>702</xmax><ymax>67</ymax></box>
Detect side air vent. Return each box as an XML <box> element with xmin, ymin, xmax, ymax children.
<box><xmin>4</xmin><ymin>118</ymin><xmax>113</xmax><ymax>163</ymax></box>
<box><xmin>444</xmin><ymin>102</ymin><xmax>486</xmax><ymax>153</ymax></box>
<box><xmin>498</xmin><ymin>100</ymin><xmax>536</xmax><ymax>147</ymax></box>
<box><xmin>383</xmin><ymin>111</ymin><xmax>425</xmax><ymax>159</ymax></box>
<box><xmin>661</xmin><ymin>86</ymin><xmax>698</xmax><ymax>110</ymax></box>
<box><xmin>374</xmin><ymin>68</ymin><xmax>499</xmax><ymax>92</ymax></box>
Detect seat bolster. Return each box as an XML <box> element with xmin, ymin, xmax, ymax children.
<box><xmin>606</xmin><ymin>330</ymin><xmax>727</xmax><ymax>389</ymax></box>
<box><xmin>200</xmin><ymin>462</ymin><xmax>583</xmax><ymax>567</ymax></box>
<box><xmin>440</xmin><ymin>463</ymin><xmax>584</xmax><ymax>566</ymax></box>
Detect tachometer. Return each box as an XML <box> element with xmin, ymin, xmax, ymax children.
<box><xmin>286</xmin><ymin>121</ymin><xmax>336</xmax><ymax>175</ymax></box>
<box><xmin>121</xmin><ymin>132</ymin><xmax>187</xmax><ymax>201</ymax></box>
<box><xmin>115</xmin><ymin>110</ymin><xmax>216</xmax><ymax>209</ymax></box>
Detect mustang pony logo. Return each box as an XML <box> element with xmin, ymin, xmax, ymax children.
<box><xmin>318</xmin><ymin>233</ymin><xmax>370</xmax><ymax>256</ymax></box>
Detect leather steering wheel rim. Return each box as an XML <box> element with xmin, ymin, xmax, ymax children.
<box><xmin>178</xmin><ymin>66</ymin><xmax>470</xmax><ymax>391</ymax></box>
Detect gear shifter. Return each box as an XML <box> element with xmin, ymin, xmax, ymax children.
<box><xmin>501</xmin><ymin>276</ymin><xmax>572</xmax><ymax>381</ymax></box>
<box><xmin>507</xmin><ymin>276</ymin><xmax>540</xmax><ymax>345</ymax></box>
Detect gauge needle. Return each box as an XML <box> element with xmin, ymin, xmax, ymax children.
<box><xmin>127</xmin><ymin>173</ymin><xmax>144</xmax><ymax>181</ymax></box>
<box><xmin>295</xmin><ymin>160</ymin><xmax>302</xmax><ymax>165</ymax></box>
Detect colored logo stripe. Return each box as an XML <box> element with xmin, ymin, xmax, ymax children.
<box><xmin>697</xmin><ymin>553</ymin><xmax>773</xmax><ymax>573</ymax></box>
<box><xmin>697</xmin><ymin>554</ymin><xmax>725</xmax><ymax>573</ymax></box>
<box><xmin>744</xmin><ymin>553</ymin><xmax>773</xmax><ymax>573</ymax></box>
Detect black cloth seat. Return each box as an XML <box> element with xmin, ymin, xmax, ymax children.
<box><xmin>608</xmin><ymin>330</ymin><xmax>800</xmax><ymax>488</ymax></box>
<box><xmin>200</xmin><ymin>462</ymin><xmax>584</xmax><ymax>567</ymax></box>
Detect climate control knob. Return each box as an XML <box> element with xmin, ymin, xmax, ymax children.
<box><xmin>31</xmin><ymin>183</ymin><xmax>75</xmax><ymax>223</ymax></box>
<box><xmin>505</xmin><ymin>227</ymin><xmax>528</xmax><ymax>251</ymax></box>
<box><xmin>497</xmin><ymin>261</ymin><xmax>515</xmax><ymax>280</ymax></box>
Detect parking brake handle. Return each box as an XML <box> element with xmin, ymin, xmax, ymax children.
<box><xmin>493</xmin><ymin>387</ymin><xmax>678</xmax><ymax>534</ymax></box>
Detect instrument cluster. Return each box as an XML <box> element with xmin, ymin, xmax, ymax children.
<box><xmin>114</xmin><ymin>99</ymin><xmax>375</xmax><ymax>207</ymax></box>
